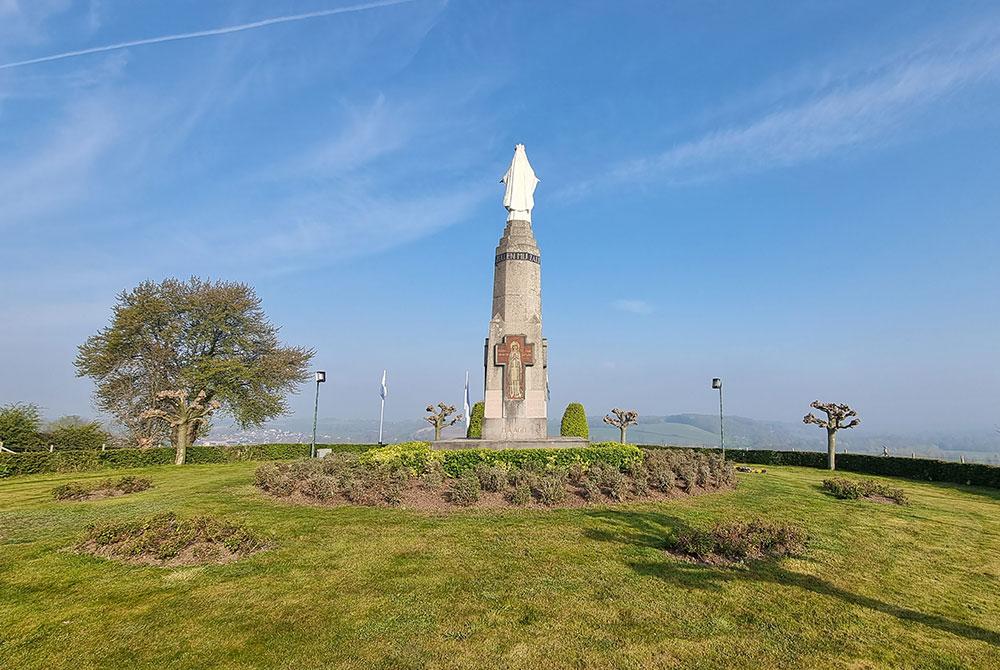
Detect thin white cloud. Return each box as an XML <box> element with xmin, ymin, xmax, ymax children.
<box><xmin>561</xmin><ymin>24</ymin><xmax>1000</xmax><ymax>197</ymax></box>
<box><xmin>0</xmin><ymin>0</ymin><xmax>420</xmax><ymax>70</ymax></box>
<box><xmin>613</xmin><ymin>299</ymin><xmax>653</xmax><ymax>315</ymax></box>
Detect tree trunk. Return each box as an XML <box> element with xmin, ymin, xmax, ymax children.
<box><xmin>434</xmin><ymin>422</ymin><xmax>442</xmax><ymax>441</ymax></box>
<box><xmin>620</xmin><ymin>426</ymin><xmax>627</xmax><ymax>444</ymax></box>
<box><xmin>827</xmin><ymin>428</ymin><xmax>836</xmax><ymax>470</ymax></box>
<box><xmin>175</xmin><ymin>421</ymin><xmax>191</xmax><ymax>465</ymax></box>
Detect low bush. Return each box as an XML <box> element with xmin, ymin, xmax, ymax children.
<box><xmin>449</xmin><ymin>471</ymin><xmax>481</xmax><ymax>506</ymax></box>
<box><xmin>559</xmin><ymin>402</ymin><xmax>589</xmax><ymax>439</ymax></box>
<box><xmin>80</xmin><ymin>512</ymin><xmax>268</xmax><ymax>564</ymax></box>
<box><xmin>475</xmin><ymin>463</ymin><xmax>509</xmax><ymax>492</ymax></box>
<box><xmin>822</xmin><ymin>477</ymin><xmax>908</xmax><ymax>504</ymax></box>
<box><xmin>510</xmin><ymin>481</ymin><xmax>532</xmax><ymax>506</ymax></box>
<box><xmin>52</xmin><ymin>476</ymin><xmax>153</xmax><ymax>500</ymax></box>
<box><xmin>670</xmin><ymin>518</ymin><xmax>807</xmax><ymax>562</ymax></box>
<box><xmin>533</xmin><ymin>472</ymin><xmax>568</xmax><ymax>505</ymax></box>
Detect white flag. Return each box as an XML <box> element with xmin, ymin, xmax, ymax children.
<box><xmin>379</xmin><ymin>370</ymin><xmax>388</xmax><ymax>400</ymax></box>
<box><xmin>463</xmin><ymin>371</ymin><xmax>471</xmax><ymax>430</ymax></box>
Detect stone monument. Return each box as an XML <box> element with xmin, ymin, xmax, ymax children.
<box><xmin>481</xmin><ymin>144</ymin><xmax>549</xmax><ymax>441</ymax></box>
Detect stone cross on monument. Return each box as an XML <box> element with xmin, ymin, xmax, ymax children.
<box><xmin>495</xmin><ymin>335</ymin><xmax>535</xmax><ymax>401</ymax></box>
<box><xmin>482</xmin><ymin>144</ymin><xmax>548</xmax><ymax>441</ymax></box>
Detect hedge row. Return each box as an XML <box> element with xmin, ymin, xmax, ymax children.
<box><xmin>0</xmin><ymin>443</ymin><xmax>378</xmax><ymax>478</ymax></box>
<box><xmin>439</xmin><ymin>444</ymin><xmax>643</xmax><ymax>476</ymax></box>
<box><xmin>638</xmin><ymin>445</ymin><xmax>1000</xmax><ymax>489</ymax></box>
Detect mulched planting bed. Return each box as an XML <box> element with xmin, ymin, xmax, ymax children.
<box><xmin>255</xmin><ymin>448</ymin><xmax>737</xmax><ymax>512</ymax></box>
<box><xmin>77</xmin><ymin>512</ymin><xmax>270</xmax><ymax>567</ymax></box>
<box><xmin>52</xmin><ymin>476</ymin><xmax>152</xmax><ymax>501</ymax></box>
<box><xmin>666</xmin><ymin>518</ymin><xmax>808</xmax><ymax>567</ymax></box>
<box><xmin>821</xmin><ymin>477</ymin><xmax>908</xmax><ymax>505</ymax></box>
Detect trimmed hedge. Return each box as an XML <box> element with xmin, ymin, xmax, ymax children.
<box><xmin>439</xmin><ymin>445</ymin><xmax>643</xmax><ymax>477</ymax></box>
<box><xmin>0</xmin><ymin>443</ymin><xmax>378</xmax><ymax>478</ymax></box>
<box><xmin>560</xmin><ymin>402</ymin><xmax>589</xmax><ymax>439</ymax></box>
<box><xmin>638</xmin><ymin>445</ymin><xmax>1000</xmax><ymax>489</ymax></box>
<box><xmin>466</xmin><ymin>401</ymin><xmax>485</xmax><ymax>439</ymax></box>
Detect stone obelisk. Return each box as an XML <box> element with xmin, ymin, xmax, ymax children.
<box><xmin>482</xmin><ymin>144</ymin><xmax>548</xmax><ymax>440</ymax></box>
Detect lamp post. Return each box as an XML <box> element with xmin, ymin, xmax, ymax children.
<box><xmin>311</xmin><ymin>371</ymin><xmax>326</xmax><ymax>458</ymax></box>
<box><xmin>711</xmin><ymin>377</ymin><xmax>724</xmax><ymax>460</ymax></box>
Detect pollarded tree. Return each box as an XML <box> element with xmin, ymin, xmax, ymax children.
<box><xmin>803</xmin><ymin>401</ymin><xmax>860</xmax><ymax>470</ymax></box>
<box><xmin>426</xmin><ymin>402</ymin><xmax>462</xmax><ymax>441</ymax></box>
<box><xmin>604</xmin><ymin>408</ymin><xmax>638</xmax><ymax>444</ymax></box>
<box><xmin>76</xmin><ymin>277</ymin><xmax>314</xmax><ymax>465</ymax></box>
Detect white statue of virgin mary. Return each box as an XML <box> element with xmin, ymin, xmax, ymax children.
<box><xmin>501</xmin><ymin>143</ymin><xmax>539</xmax><ymax>222</ymax></box>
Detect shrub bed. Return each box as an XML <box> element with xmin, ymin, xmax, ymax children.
<box><xmin>668</xmin><ymin>518</ymin><xmax>807</xmax><ymax>565</ymax></box>
<box><xmin>822</xmin><ymin>477</ymin><xmax>908</xmax><ymax>505</ymax></box>
<box><xmin>78</xmin><ymin>512</ymin><xmax>269</xmax><ymax>566</ymax></box>
<box><xmin>639</xmin><ymin>445</ymin><xmax>1000</xmax><ymax>489</ymax></box>
<box><xmin>0</xmin><ymin>443</ymin><xmax>378</xmax><ymax>478</ymax></box>
<box><xmin>255</xmin><ymin>447</ymin><xmax>736</xmax><ymax>511</ymax></box>
<box><xmin>53</xmin><ymin>476</ymin><xmax>153</xmax><ymax>501</ymax></box>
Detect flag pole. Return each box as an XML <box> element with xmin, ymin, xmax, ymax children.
<box><xmin>378</xmin><ymin>369</ymin><xmax>387</xmax><ymax>446</ymax></box>
<box><xmin>378</xmin><ymin>396</ymin><xmax>385</xmax><ymax>446</ymax></box>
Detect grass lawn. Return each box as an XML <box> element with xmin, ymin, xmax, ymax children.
<box><xmin>2</xmin><ymin>462</ymin><xmax>998</xmax><ymax>669</ymax></box>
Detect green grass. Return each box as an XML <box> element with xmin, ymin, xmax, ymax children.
<box><xmin>2</xmin><ymin>463</ymin><xmax>998</xmax><ymax>669</ymax></box>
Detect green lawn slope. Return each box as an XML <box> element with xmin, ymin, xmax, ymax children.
<box><xmin>1</xmin><ymin>463</ymin><xmax>998</xmax><ymax>669</ymax></box>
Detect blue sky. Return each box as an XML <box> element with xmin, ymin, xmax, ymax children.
<box><xmin>1</xmin><ymin>0</ymin><xmax>999</xmax><ymax>433</ymax></box>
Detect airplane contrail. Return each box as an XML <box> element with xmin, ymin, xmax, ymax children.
<box><xmin>0</xmin><ymin>0</ymin><xmax>420</xmax><ymax>71</ymax></box>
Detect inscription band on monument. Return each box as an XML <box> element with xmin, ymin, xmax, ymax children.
<box><xmin>494</xmin><ymin>251</ymin><xmax>540</xmax><ymax>265</ymax></box>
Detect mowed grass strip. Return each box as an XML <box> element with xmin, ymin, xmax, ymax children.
<box><xmin>1</xmin><ymin>462</ymin><xmax>998</xmax><ymax>669</ymax></box>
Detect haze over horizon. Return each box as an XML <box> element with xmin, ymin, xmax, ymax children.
<box><xmin>2</xmin><ymin>1</ymin><xmax>999</xmax><ymax>435</ymax></box>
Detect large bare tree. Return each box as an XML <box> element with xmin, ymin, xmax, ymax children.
<box><xmin>76</xmin><ymin>278</ymin><xmax>313</xmax><ymax>464</ymax></box>
<box><xmin>803</xmin><ymin>401</ymin><xmax>860</xmax><ymax>470</ymax></box>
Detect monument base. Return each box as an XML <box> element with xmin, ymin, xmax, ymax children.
<box><xmin>431</xmin><ymin>436</ymin><xmax>589</xmax><ymax>451</ymax></box>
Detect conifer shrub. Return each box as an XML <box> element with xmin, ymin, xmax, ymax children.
<box><xmin>560</xmin><ymin>402</ymin><xmax>589</xmax><ymax>438</ymax></box>
<box><xmin>466</xmin><ymin>401</ymin><xmax>485</xmax><ymax>439</ymax></box>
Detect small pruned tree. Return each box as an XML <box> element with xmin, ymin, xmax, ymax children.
<box><xmin>426</xmin><ymin>402</ymin><xmax>462</xmax><ymax>441</ymax></box>
<box><xmin>603</xmin><ymin>408</ymin><xmax>638</xmax><ymax>444</ymax></box>
<box><xmin>803</xmin><ymin>401</ymin><xmax>860</xmax><ymax>470</ymax></box>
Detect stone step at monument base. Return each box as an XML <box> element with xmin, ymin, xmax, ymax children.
<box><xmin>431</xmin><ymin>437</ymin><xmax>589</xmax><ymax>451</ymax></box>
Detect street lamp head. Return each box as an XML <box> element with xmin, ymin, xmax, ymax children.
<box><xmin>711</xmin><ymin>378</ymin><xmax>722</xmax><ymax>390</ymax></box>
<box><xmin>316</xmin><ymin>371</ymin><xmax>326</xmax><ymax>383</ymax></box>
